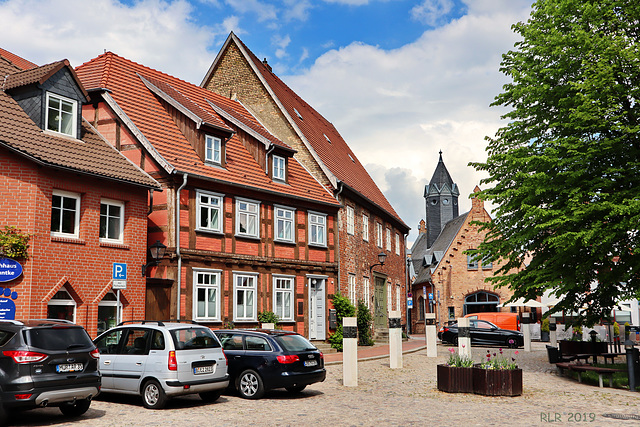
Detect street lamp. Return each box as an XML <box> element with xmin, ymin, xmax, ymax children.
<box><xmin>141</xmin><ymin>240</ymin><xmax>167</xmax><ymax>277</ymax></box>
<box><xmin>369</xmin><ymin>252</ymin><xmax>387</xmax><ymax>274</ymax></box>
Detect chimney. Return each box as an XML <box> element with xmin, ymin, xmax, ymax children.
<box><xmin>262</xmin><ymin>58</ymin><xmax>272</xmax><ymax>72</ymax></box>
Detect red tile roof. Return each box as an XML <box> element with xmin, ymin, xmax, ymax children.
<box><xmin>205</xmin><ymin>34</ymin><xmax>407</xmax><ymax>229</ymax></box>
<box><xmin>0</xmin><ymin>47</ymin><xmax>37</xmax><ymax>71</ymax></box>
<box><xmin>75</xmin><ymin>52</ymin><xmax>339</xmax><ymax>208</ymax></box>
<box><xmin>4</xmin><ymin>59</ymin><xmax>89</xmax><ymax>100</ymax></box>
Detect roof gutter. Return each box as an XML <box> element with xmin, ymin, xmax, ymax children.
<box><xmin>175</xmin><ymin>173</ymin><xmax>188</xmax><ymax>320</ymax></box>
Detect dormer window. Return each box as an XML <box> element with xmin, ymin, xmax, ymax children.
<box><xmin>273</xmin><ymin>155</ymin><xmax>285</xmax><ymax>181</ymax></box>
<box><xmin>205</xmin><ymin>135</ymin><xmax>221</xmax><ymax>164</ymax></box>
<box><xmin>46</xmin><ymin>92</ymin><xmax>77</xmax><ymax>138</ymax></box>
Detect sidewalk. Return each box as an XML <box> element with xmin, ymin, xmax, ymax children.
<box><xmin>324</xmin><ymin>336</ymin><xmax>427</xmax><ymax>365</ymax></box>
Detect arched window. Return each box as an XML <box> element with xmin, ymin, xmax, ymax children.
<box><xmin>98</xmin><ymin>291</ymin><xmax>122</xmax><ymax>335</ymax></box>
<box><xmin>47</xmin><ymin>286</ymin><xmax>76</xmax><ymax>322</ymax></box>
<box><xmin>463</xmin><ymin>291</ymin><xmax>499</xmax><ymax>315</ymax></box>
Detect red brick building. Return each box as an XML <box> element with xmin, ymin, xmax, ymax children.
<box><xmin>409</xmin><ymin>154</ymin><xmax>514</xmax><ymax>333</ymax></box>
<box><xmin>0</xmin><ymin>51</ymin><xmax>160</xmax><ymax>337</ymax></box>
<box><xmin>76</xmin><ymin>52</ymin><xmax>341</xmax><ymax>340</ymax></box>
<box><xmin>200</xmin><ymin>33</ymin><xmax>410</xmax><ymax>337</ymax></box>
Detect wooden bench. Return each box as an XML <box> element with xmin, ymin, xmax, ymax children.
<box><xmin>600</xmin><ymin>352</ymin><xmax>626</xmax><ymax>364</ymax></box>
<box><xmin>555</xmin><ymin>362</ymin><xmax>620</xmax><ymax>388</ymax></box>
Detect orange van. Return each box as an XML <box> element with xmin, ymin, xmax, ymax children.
<box><xmin>464</xmin><ymin>312</ymin><xmax>520</xmax><ymax>331</ymax></box>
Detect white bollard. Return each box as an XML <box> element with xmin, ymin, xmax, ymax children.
<box><xmin>457</xmin><ymin>317</ymin><xmax>471</xmax><ymax>358</ymax></box>
<box><xmin>523</xmin><ymin>313</ymin><xmax>531</xmax><ymax>352</ymax></box>
<box><xmin>389</xmin><ymin>311</ymin><xmax>402</xmax><ymax>369</ymax></box>
<box><xmin>425</xmin><ymin>313</ymin><xmax>437</xmax><ymax>358</ymax></box>
<box><xmin>261</xmin><ymin>323</ymin><xmax>275</xmax><ymax>329</ymax></box>
<box><xmin>550</xmin><ymin>317</ymin><xmax>557</xmax><ymax>347</ymax></box>
<box><xmin>342</xmin><ymin>317</ymin><xmax>358</xmax><ymax>387</ymax></box>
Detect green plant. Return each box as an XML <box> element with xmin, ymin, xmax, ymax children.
<box><xmin>328</xmin><ymin>293</ymin><xmax>356</xmax><ymax>351</ymax></box>
<box><xmin>0</xmin><ymin>226</ymin><xmax>30</xmax><ymax>259</ymax></box>
<box><xmin>257</xmin><ymin>311</ymin><xmax>279</xmax><ymax>326</ymax></box>
<box><xmin>571</xmin><ymin>326</ymin><xmax>583</xmax><ymax>341</ymax></box>
<box><xmin>222</xmin><ymin>320</ymin><xmax>235</xmax><ymax>329</ymax></box>
<box><xmin>613</xmin><ymin>322</ymin><xmax>620</xmax><ymax>336</ymax></box>
<box><xmin>446</xmin><ymin>347</ymin><xmax>473</xmax><ymax>368</ymax></box>
<box><xmin>356</xmin><ymin>300</ymin><xmax>374</xmax><ymax>346</ymax></box>
<box><xmin>541</xmin><ymin>318</ymin><xmax>550</xmax><ymax>333</ymax></box>
<box><xmin>480</xmin><ymin>348</ymin><xmax>518</xmax><ymax>370</ymax></box>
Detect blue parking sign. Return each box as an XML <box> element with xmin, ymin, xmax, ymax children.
<box><xmin>112</xmin><ymin>263</ymin><xmax>127</xmax><ymax>280</ymax></box>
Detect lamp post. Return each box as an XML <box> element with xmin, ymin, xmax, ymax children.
<box><xmin>369</xmin><ymin>252</ymin><xmax>387</xmax><ymax>274</ymax></box>
<box><xmin>141</xmin><ymin>240</ymin><xmax>167</xmax><ymax>277</ymax></box>
<box><xmin>626</xmin><ymin>339</ymin><xmax>639</xmax><ymax>392</ymax></box>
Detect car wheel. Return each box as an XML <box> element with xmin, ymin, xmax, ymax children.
<box><xmin>285</xmin><ymin>385</ymin><xmax>306</xmax><ymax>393</ymax></box>
<box><xmin>142</xmin><ymin>379</ymin><xmax>168</xmax><ymax>409</ymax></box>
<box><xmin>237</xmin><ymin>369</ymin><xmax>265</xmax><ymax>399</ymax></box>
<box><xmin>507</xmin><ymin>337</ymin><xmax>519</xmax><ymax>348</ymax></box>
<box><xmin>199</xmin><ymin>390</ymin><xmax>222</xmax><ymax>403</ymax></box>
<box><xmin>59</xmin><ymin>398</ymin><xmax>91</xmax><ymax>417</ymax></box>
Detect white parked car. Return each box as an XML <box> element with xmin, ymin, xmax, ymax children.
<box><xmin>93</xmin><ymin>321</ymin><xmax>229</xmax><ymax>409</ymax></box>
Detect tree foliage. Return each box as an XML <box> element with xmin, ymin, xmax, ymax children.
<box><xmin>0</xmin><ymin>226</ymin><xmax>30</xmax><ymax>259</ymax></box>
<box><xmin>470</xmin><ymin>0</ymin><xmax>640</xmax><ymax>326</ymax></box>
<box><xmin>357</xmin><ymin>300</ymin><xmax>374</xmax><ymax>346</ymax></box>
<box><xmin>328</xmin><ymin>293</ymin><xmax>356</xmax><ymax>351</ymax></box>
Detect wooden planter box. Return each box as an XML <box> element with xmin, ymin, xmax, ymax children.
<box><xmin>472</xmin><ymin>367</ymin><xmax>523</xmax><ymax>396</ymax></box>
<box><xmin>437</xmin><ymin>364</ymin><xmax>473</xmax><ymax>393</ymax></box>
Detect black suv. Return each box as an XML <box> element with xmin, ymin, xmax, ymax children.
<box><xmin>0</xmin><ymin>319</ymin><xmax>101</xmax><ymax>423</ymax></box>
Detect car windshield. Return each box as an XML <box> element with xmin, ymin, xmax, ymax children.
<box><xmin>26</xmin><ymin>327</ymin><xmax>93</xmax><ymax>351</ymax></box>
<box><xmin>274</xmin><ymin>334</ymin><xmax>317</xmax><ymax>352</ymax></box>
<box><xmin>171</xmin><ymin>327</ymin><xmax>221</xmax><ymax>350</ymax></box>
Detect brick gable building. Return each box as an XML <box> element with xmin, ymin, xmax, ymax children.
<box><xmin>0</xmin><ymin>50</ymin><xmax>160</xmax><ymax>337</ymax></box>
<box><xmin>201</xmin><ymin>33</ymin><xmax>410</xmax><ymax>337</ymax></box>
<box><xmin>76</xmin><ymin>52</ymin><xmax>341</xmax><ymax>339</ymax></box>
<box><xmin>409</xmin><ymin>153</ymin><xmax>515</xmax><ymax>333</ymax></box>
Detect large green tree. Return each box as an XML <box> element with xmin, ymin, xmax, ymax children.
<box><xmin>471</xmin><ymin>0</ymin><xmax>640</xmax><ymax>325</ymax></box>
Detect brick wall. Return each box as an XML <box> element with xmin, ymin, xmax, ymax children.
<box><xmin>0</xmin><ymin>147</ymin><xmax>149</xmax><ymax>337</ymax></box>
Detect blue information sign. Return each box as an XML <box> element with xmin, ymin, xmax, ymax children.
<box><xmin>0</xmin><ymin>258</ymin><xmax>23</xmax><ymax>283</ymax></box>
<box><xmin>112</xmin><ymin>263</ymin><xmax>127</xmax><ymax>280</ymax></box>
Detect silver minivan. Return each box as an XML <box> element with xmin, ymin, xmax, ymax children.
<box><xmin>93</xmin><ymin>321</ymin><xmax>229</xmax><ymax>409</ymax></box>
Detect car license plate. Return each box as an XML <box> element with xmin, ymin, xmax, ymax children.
<box><xmin>304</xmin><ymin>360</ymin><xmax>317</xmax><ymax>367</ymax></box>
<box><xmin>56</xmin><ymin>363</ymin><xmax>83</xmax><ymax>373</ymax></box>
<box><xmin>194</xmin><ymin>365</ymin><xmax>214</xmax><ymax>375</ymax></box>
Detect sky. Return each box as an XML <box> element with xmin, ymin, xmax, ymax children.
<box><xmin>0</xmin><ymin>0</ymin><xmax>535</xmax><ymax>247</ymax></box>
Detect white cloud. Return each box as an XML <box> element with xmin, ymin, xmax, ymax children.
<box><xmin>411</xmin><ymin>0</ymin><xmax>454</xmax><ymax>26</ymax></box>
<box><xmin>284</xmin><ymin>1</ymin><xmax>532</xmax><ymax>244</ymax></box>
<box><xmin>0</xmin><ymin>0</ymin><xmax>217</xmax><ymax>84</ymax></box>
<box><xmin>323</xmin><ymin>0</ymin><xmax>371</xmax><ymax>5</ymax></box>
<box><xmin>283</xmin><ymin>0</ymin><xmax>313</xmax><ymax>21</ymax></box>
<box><xmin>225</xmin><ymin>0</ymin><xmax>277</xmax><ymax>22</ymax></box>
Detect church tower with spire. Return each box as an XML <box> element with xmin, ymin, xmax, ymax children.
<box><xmin>424</xmin><ymin>151</ymin><xmax>459</xmax><ymax>248</ymax></box>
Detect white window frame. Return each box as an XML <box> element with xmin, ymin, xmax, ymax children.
<box><xmin>45</xmin><ymin>92</ymin><xmax>77</xmax><ymax>138</ymax></box>
<box><xmin>363</xmin><ymin>277</ymin><xmax>370</xmax><ymax>309</ymax></box>
<box><xmin>235</xmin><ymin>198</ymin><xmax>260</xmax><ymax>238</ymax></box>
<box><xmin>274</xmin><ymin>205</ymin><xmax>295</xmax><ymax>243</ymax></box>
<box><xmin>47</xmin><ymin>286</ymin><xmax>76</xmax><ymax>323</ymax></box>
<box><xmin>348</xmin><ymin>274</ymin><xmax>356</xmax><ymax>305</ymax></box>
<box><xmin>273</xmin><ymin>155</ymin><xmax>285</xmax><ymax>181</ymax></box>
<box><xmin>467</xmin><ymin>254</ymin><xmax>479</xmax><ymax>270</ymax></box>
<box><xmin>346</xmin><ymin>206</ymin><xmax>354</xmax><ymax>235</ymax></box>
<box><xmin>193</xmin><ymin>268</ymin><xmax>221</xmax><ymax>321</ymax></box>
<box><xmin>395</xmin><ymin>233</ymin><xmax>401</xmax><ymax>256</ymax></box>
<box><xmin>233</xmin><ymin>272</ymin><xmax>258</xmax><ymax>321</ymax></box>
<box><xmin>51</xmin><ymin>190</ymin><xmax>81</xmax><ymax>238</ymax></box>
<box><xmin>97</xmin><ymin>291</ymin><xmax>122</xmax><ymax>335</ymax></box>
<box><xmin>196</xmin><ymin>190</ymin><xmax>224</xmax><ymax>233</ymax></box>
<box><xmin>308</xmin><ymin>211</ymin><xmax>327</xmax><ymax>247</ymax></box>
<box><xmin>376</xmin><ymin>222</ymin><xmax>383</xmax><ymax>248</ymax></box>
<box><xmin>273</xmin><ymin>275</ymin><xmax>294</xmax><ymax>321</ymax></box>
<box><xmin>386</xmin><ymin>228</ymin><xmax>391</xmax><ymax>251</ymax></box>
<box><xmin>205</xmin><ymin>135</ymin><xmax>221</xmax><ymax>164</ymax></box>
<box><xmin>100</xmin><ymin>198</ymin><xmax>124</xmax><ymax>244</ymax></box>
<box><xmin>362</xmin><ymin>214</ymin><xmax>369</xmax><ymax>241</ymax></box>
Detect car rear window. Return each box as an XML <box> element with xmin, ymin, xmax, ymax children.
<box><xmin>26</xmin><ymin>327</ymin><xmax>94</xmax><ymax>351</ymax></box>
<box><xmin>0</xmin><ymin>330</ymin><xmax>15</xmax><ymax>347</ymax></box>
<box><xmin>274</xmin><ymin>334</ymin><xmax>317</xmax><ymax>352</ymax></box>
<box><xmin>171</xmin><ymin>327</ymin><xmax>221</xmax><ymax>350</ymax></box>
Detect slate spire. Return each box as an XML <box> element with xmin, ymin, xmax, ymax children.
<box><xmin>424</xmin><ymin>151</ymin><xmax>459</xmax><ymax>248</ymax></box>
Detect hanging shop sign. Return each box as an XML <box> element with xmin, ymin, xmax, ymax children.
<box><xmin>0</xmin><ymin>258</ymin><xmax>22</xmax><ymax>283</ymax></box>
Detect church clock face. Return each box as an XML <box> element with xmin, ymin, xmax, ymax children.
<box><xmin>443</xmin><ymin>198</ymin><xmax>450</xmax><ymax>205</ymax></box>
<box><xmin>431</xmin><ymin>199</ymin><xmax>438</xmax><ymax>205</ymax></box>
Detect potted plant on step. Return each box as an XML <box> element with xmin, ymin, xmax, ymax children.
<box><xmin>437</xmin><ymin>347</ymin><xmax>473</xmax><ymax>393</ymax></box>
<box><xmin>540</xmin><ymin>318</ymin><xmax>550</xmax><ymax>342</ymax></box>
<box><xmin>472</xmin><ymin>345</ymin><xmax>522</xmax><ymax>396</ymax></box>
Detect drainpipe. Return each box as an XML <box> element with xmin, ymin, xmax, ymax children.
<box><xmin>175</xmin><ymin>173</ymin><xmax>188</xmax><ymax>320</ymax></box>
<box><xmin>335</xmin><ymin>181</ymin><xmax>344</xmax><ymax>295</ymax></box>
<box><xmin>147</xmin><ymin>189</ymin><xmax>154</xmax><ymax>216</ymax></box>
<box><xmin>265</xmin><ymin>144</ymin><xmax>275</xmax><ymax>176</ymax></box>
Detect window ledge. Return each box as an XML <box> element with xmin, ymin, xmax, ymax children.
<box><xmin>235</xmin><ymin>234</ymin><xmax>260</xmax><ymax>241</ymax></box>
<box><xmin>100</xmin><ymin>241</ymin><xmax>130</xmax><ymax>250</ymax></box>
<box><xmin>274</xmin><ymin>239</ymin><xmax>296</xmax><ymax>245</ymax></box>
<box><xmin>233</xmin><ymin>319</ymin><xmax>258</xmax><ymax>323</ymax></box>
<box><xmin>50</xmin><ymin>236</ymin><xmax>86</xmax><ymax>245</ymax></box>
<box><xmin>196</xmin><ymin>229</ymin><xmax>224</xmax><ymax>236</ymax></box>
<box><xmin>308</xmin><ymin>243</ymin><xmax>328</xmax><ymax>249</ymax></box>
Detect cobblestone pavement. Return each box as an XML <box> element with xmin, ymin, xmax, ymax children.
<box><xmin>7</xmin><ymin>341</ymin><xmax>640</xmax><ymax>427</ymax></box>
